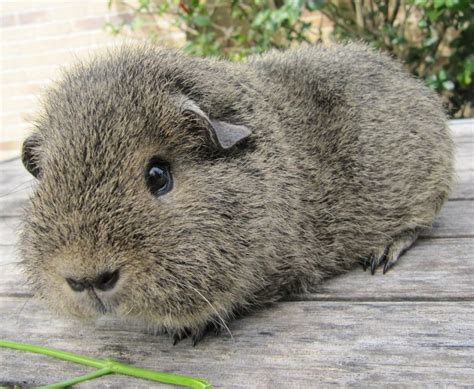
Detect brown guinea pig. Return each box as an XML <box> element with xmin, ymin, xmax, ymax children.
<box><xmin>20</xmin><ymin>42</ymin><xmax>454</xmax><ymax>343</ymax></box>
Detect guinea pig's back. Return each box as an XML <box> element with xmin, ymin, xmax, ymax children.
<box><xmin>247</xmin><ymin>43</ymin><xmax>455</xmax><ymax>259</ymax></box>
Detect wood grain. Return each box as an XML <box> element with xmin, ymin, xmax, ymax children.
<box><xmin>295</xmin><ymin>237</ymin><xmax>474</xmax><ymax>301</ymax></box>
<box><xmin>1</xmin><ymin>297</ymin><xmax>474</xmax><ymax>388</ymax></box>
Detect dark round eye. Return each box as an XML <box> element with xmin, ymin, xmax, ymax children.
<box><xmin>145</xmin><ymin>158</ymin><xmax>172</xmax><ymax>196</ymax></box>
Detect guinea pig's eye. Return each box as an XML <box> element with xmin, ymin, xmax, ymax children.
<box><xmin>145</xmin><ymin>158</ymin><xmax>173</xmax><ymax>196</ymax></box>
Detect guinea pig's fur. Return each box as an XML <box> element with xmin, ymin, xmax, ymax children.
<box><xmin>20</xmin><ymin>42</ymin><xmax>454</xmax><ymax>342</ymax></box>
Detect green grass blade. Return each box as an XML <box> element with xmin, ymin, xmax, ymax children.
<box><xmin>36</xmin><ymin>367</ymin><xmax>112</xmax><ymax>389</ymax></box>
<box><xmin>0</xmin><ymin>339</ymin><xmax>212</xmax><ymax>389</ymax></box>
<box><xmin>0</xmin><ymin>339</ymin><xmax>103</xmax><ymax>368</ymax></box>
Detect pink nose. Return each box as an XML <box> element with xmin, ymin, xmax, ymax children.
<box><xmin>66</xmin><ymin>270</ymin><xmax>120</xmax><ymax>292</ymax></box>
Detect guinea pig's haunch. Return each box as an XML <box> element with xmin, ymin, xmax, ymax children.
<box><xmin>19</xmin><ymin>43</ymin><xmax>455</xmax><ymax>343</ymax></box>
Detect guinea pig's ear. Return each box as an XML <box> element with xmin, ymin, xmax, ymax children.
<box><xmin>21</xmin><ymin>133</ymin><xmax>42</xmax><ymax>178</ymax></box>
<box><xmin>181</xmin><ymin>99</ymin><xmax>252</xmax><ymax>151</ymax></box>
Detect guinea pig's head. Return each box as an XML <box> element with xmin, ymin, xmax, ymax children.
<box><xmin>19</xmin><ymin>46</ymin><xmax>266</xmax><ymax>336</ymax></box>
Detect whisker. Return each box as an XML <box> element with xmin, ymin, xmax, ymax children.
<box><xmin>15</xmin><ymin>295</ymin><xmax>32</xmax><ymax>324</ymax></box>
<box><xmin>0</xmin><ymin>261</ymin><xmax>21</xmax><ymax>266</ymax></box>
<box><xmin>0</xmin><ymin>180</ymin><xmax>34</xmax><ymax>198</ymax></box>
<box><xmin>168</xmin><ymin>278</ymin><xmax>233</xmax><ymax>340</ymax></box>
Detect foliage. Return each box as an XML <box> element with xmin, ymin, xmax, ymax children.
<box><xmin>106</xmin><ymin>0</ymin><xmax>313</xmax><ymax>60</ymax></box>
<box><xmin>106</xmin><ymin>0</ymin><xmax>473</xmax><ymax>117</ymax></box>
<box><xmin>314</xmin><ymin>0</ymin><xmax>473</xmax><ymax>117</ymax></box>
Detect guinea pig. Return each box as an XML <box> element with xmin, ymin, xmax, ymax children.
<box><xmin>20</xmin><ymin>42</ymin><xmax>454</xmax><ymax>344</ymax></box>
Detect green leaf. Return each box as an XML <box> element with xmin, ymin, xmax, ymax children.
<box><xmin>138</xmin><ymin>0</ymin><xmax>150</xmax><ymax>12</ymax></box>
<box><xmin>418</xmin><ymin>19</ymin><xmax>428</xmax><ymax>28</ymax></box>
<box><xmin>456</xmin><ymin>56</ymin><xmax>474</xmax><ymax>86</ymax></box>
<box><xmin>425</xmin><ymin>55</ymin><xmax>436</xmax><ymax>64</ymax></box>
<box><xmin>252</xmin><ymin>9</ymin><xmax>271</xmax><ymax>27</ymax></box>
<box><xmin>457</xmin><ymin>71</ymin><xmax>472</xmax><ymax>86</ymax></box>
<box><xmin>414</xmin><ymin>0</ymin><xmax>429</xmax><ymax>6</ymax></box>
<box><xmin>423</xmin><ymin>36</ymin><xmax>438</xmax><ymax>47</ymax></box>
<box><xmin>438</xmin><ymin>68</ymin><xmax>447</xmax><ymax>81</ymax></box>
<box><xmin>305</xmin><ymin>0</ymin><xmax>324</xmax><ymax>11</ymax></box>
<box><xmin>193</xmin><ymin>15</ymin><xmax>211</xmax><ymax>27</ymax></box>
<box><xmin>425</xmin><ymin>74</ymin><xmax>441</xmax><ymax>90</ymax></box>
<box><xmin>103</xmin><ymin>21</ymin><xmax>122</xmax><ymax>35</ymax></box>
<box><xmin>426</xmin><ymin>9</ymin><xmax>441</xmax><ymax>21</ymax></box>
<box><xmin>156</xmin><ymin>3</ymin><xmax>169</xmax><ymax>15</ymax></box>
<box><xmin>442</xmin><ymin>80</ymin><xmax>455</xmax><ymax>90</ymax></box>
<box><xmin>272</xmin><ymin>9</ymin><xmax>291</xmax><ymax>25</ymax></box>
<box><xmin>444</xmin><ymin>0</ymin><xmax>458</xmax><ymax>7</ymax></box>
<box><xmin>287</xmin><ymin>0</ymin><xmax>304</xmax><ymax>9</ymax></box>
<box><xmin>131</xmin><ymin>16</ymin><xmax>145</xmax><ymax>30</ymax></box>
<box><xmin>391</xmin><ymin>36</ymin><xmax>407</xmax><ymax>45</ymax></box>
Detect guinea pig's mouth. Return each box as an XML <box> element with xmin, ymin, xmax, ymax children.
<box><xmin>66</xmin><ymin>291</ymin><xmax>119</xmax><ymax>319</ymax></box>
<box><xmin>57</xmin><ymin>283</ymin><xmax>124</xmax><ymax>319</ymax></box>
<box><xmin>87</xmin><ymin>289</ymin><xmax>110</xmax><ymax>315</ymax></box>
<box><xmin>43</xmin><ymin>269</ymin><xmax>229</xmax><ymax>331</ymax></box>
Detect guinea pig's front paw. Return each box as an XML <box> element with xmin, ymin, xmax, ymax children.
<box><xmin>169</xmin><ymin>322</ymin><xmax>223</xmax><ymax>347</ymax></box>
<box><xmin>361</xmin><ymin>230</ymin><xmax>421</xmax><ymax>275</ymax></box>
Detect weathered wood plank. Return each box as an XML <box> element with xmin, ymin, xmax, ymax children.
<box><xmin>452</xmin><ymin>137</ymin><xmax>474</xmax><ymax>199</ymax></box>
<box><xmin>0</xmin><ymin>244</ymin><xmax>27</xmax><ymax>296</ymax></box>
<box><xmin>0</xmin><ymin>217</ymin><xmax>22</xmax><ymax>245</ymax></box>
<box><xmin>452</xmin><ymin>172</ymin><xmax>474</xmax><ymax>200</ymax></box>
<box><xmin>422</xmin><ymin>200</ymin><xmax>474</xmax><ymax>238</ymax></box>
<box><xmin>293</xmin><ymin>237</ymin><xmax>474</xmax><ymax>301</ymax></box>
<box><xmin>1</xmin><ymin>297</ymin><xmax>473</xmax><ymax>387</ymax></box>
<box><xmin>449</xmin><ymin>118</ymin><xmax>474</xmax><ymax>143</ymax></box>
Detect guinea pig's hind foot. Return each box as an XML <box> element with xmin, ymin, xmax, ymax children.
<box><xmin>170</xmin><ymin>328</ymin><xmax>191</xmax><ymax>346</ymax></box>
<box><xmin>170</xmin><ymin>322</ymin><xmax>222</xmax><ymax>347</ymax></box>
<box><xmin>362</xmin><ymin>230</ymin><xmax>420</xmax><ymax>275</ymax></box>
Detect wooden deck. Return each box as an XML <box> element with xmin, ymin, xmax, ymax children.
<box><xmin>0</xmin><ymin>120</ymin><xmax>473</xmax><ymax>388</ymax></box>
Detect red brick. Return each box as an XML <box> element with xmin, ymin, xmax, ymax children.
<box><xmin>18</xmin><ymin>10</ymin><xmax>49</xmax><ymax>25</ymax></box>
<box><xmin>1</xmin><ymin>95</ymin><xmax>37</xmax><ymax>115</ymax></box>
<box><xmin>0</xmin><ymin>14</ymin><xmax>17</xmax><ymax>28</ymax></box>
<box><xmin>4</xmin><ymin>86</ymin><xmax>36</xmax><ymax>99</ymax></box>
<box><xmin>74</xmin><ymin>16</ymin><xmax>106</xmax><ymax>31</ymax></box>
<box><xmin>1</xmin><ymin>113</ymin><xmax>24</xmax><ymax>128</ymax></box>
<box><xmin>107</xmin><ymin>12</ymin><xmax>133</xmax><ymax>25</ymax></box>
<box><xmin>0</xmin><ymin>140</ymin><xmax>24</xmax><ymax>152</ymax></box>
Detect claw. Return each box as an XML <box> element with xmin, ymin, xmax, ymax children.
<box><xmin>370</xmin><ymin>256</ymin><xmax>377</xmax><ymax>275</ymax></box>
<box><xmin>192</xmin><ymin>334</ymin><xmax>202</xmax><ymax>347</ymax></box>
<box><xmin>172</xmin><ymin>334</ymin><xmax>181</xmax><ymax>346</ymax></box>
<box><xmin>191</xmin><ymin>328</ymin><xmax>205</xmax><ymax>347</ymax></box>
<box><xmin>192</xmin><ymin>322</ymin><xmax>223</xmax><ymax>346</ymax></box>
<box><xmin>170</xmin><ymin>322</ymin><xmax>224</xmax><ymax>346</ymax></box>
<box><xmin>172</xmin><ymin>333</ymin><xmax>184</xmax><ymax>346</ymax></box>
<box><xmin>383</xmin><ymin>260</ymin><xmax>393</xmax><ymax>274</ymax></box>
<box><xmin>171</xmin><ymin>329</ymin><xmax>190</xmax><ymax>346</ymax></box>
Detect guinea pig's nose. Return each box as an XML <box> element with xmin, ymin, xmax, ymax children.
<box><xmin>66</xmin><ymin>277</ymin><xmax>86</xmax><ymax>292</ymax></box>
<box><xmin>93</xmin><ymin>270</ymin><xmax>120</xmax><ymax>291</ymax></box>
<box><xmin>65</xmin><ymin>270</ymin><xmax>120</xmax><ymax>292</ymax></box>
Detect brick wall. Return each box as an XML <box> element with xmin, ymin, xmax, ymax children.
<box><xmin>0</xmin><ymin>1</ymin><xmax>183</xmax><ymax>160</ymax></box>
